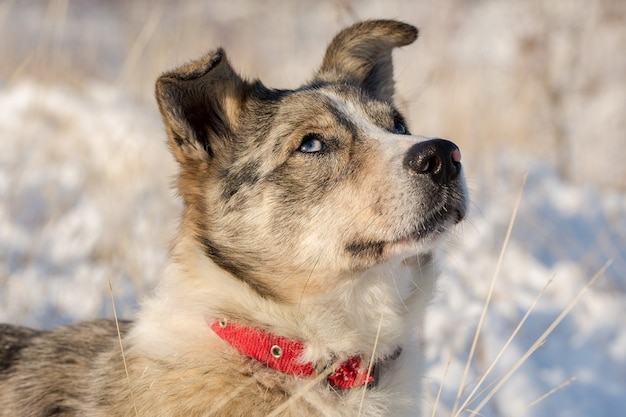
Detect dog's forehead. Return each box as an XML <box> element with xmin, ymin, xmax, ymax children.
<box><xmin>273</xmin><ymin>85</ymin><xmax>394</xmax><ymax>133</ymax></box>
<box><xmin>318</xmin><ymin>88</ymin><xmax>391</xmax><ymax>130</ymax></box>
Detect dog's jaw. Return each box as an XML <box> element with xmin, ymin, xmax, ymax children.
<box><xmin>345</xmin><ymin>206</ymin><xmax>465</xmax><ymax>266</ymax></box>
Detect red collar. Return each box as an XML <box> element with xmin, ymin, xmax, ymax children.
<box><xmin>209</xmin><ymin>319</ymin><xmax>384</xmax><ymax>389</ymax></box>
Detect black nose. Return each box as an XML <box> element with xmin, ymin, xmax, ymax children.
<box><xmin>404</xmin><ymin>139</ymin><xmax>462</xmax><ymax>184</ymax></box>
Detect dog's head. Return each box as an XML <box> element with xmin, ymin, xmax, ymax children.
<box><xmin>156</xmin><ymin>20</ymin><xmax>467</xmax><ymax>302</ymax></box>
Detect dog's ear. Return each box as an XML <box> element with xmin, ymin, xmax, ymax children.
<box><xmin>156</xmin><ymin>49</ymin><xmax>248</xmax><ymax>164</ymax></box>
<box><xmin>314</xmin><ymin>20</ymin><xmax>417</xmax><ymax>102</ymax></box>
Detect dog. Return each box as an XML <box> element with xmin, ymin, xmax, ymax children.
<box><xmin>0</xmin><ymin>20</ymin><xmax>467</xmax><ymax>416</ymax></box>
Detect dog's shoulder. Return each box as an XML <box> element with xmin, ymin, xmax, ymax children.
<box><xmin>0</xmin><ymin>319</ymin><xmax>132</xmax><ymax>367</ymax></box>
<box><xmin>0</xmin><ymin>320</ymin><xmax>132</xmax><ymax>417</ymax></box>
<box><xmin>0</xmin><ymin>323</ymin><xmax>43</xmax><ymax>372</ymax></box>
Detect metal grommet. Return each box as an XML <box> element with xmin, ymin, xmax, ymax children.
<box><xmin>270</xmin><ymin>345</ymin><xmax>283</xmax><ymax>359</ymax></box>
<box><xmin>219</xmin><ymin>318</ymin><xmax>228</xmax><ymax>328</ymax></box>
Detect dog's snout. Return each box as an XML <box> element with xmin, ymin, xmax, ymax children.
<box><xmin>404</xmin><ymin>139</ymin><xmax>462</xmax><ymax>184</ymax></box>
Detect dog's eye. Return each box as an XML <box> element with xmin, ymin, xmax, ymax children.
<box><xmin>298</xmin><ymin>133</ymin><xmax>324</xmax><ymax>153</ymax></box>
<box><xmin>393</xmin><ymin>119</ymin><xmax>409</xmax><ymax>135</ymax></box>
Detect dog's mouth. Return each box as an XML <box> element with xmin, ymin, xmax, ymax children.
<box><xmin>407</xmin><ymin>204</ymin><xmax>465</xmax><ymax>241</ymax></box>
<box><xmin>345</xmin><ymin>204</ymin><xmax>466</xmax><ymax>260</ymax></box>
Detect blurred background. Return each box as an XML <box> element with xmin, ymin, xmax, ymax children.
<box><xmin>1</xmin><ymin>1</ymin><xmax>624</xmax><ymax>416</ymax></box>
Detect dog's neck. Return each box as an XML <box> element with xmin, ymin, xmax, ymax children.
<box><xmin>208</xmin><ymin>317</ymin><xmax>402</xmax><ymax>389</ymax></box>
<box><xmin>133</xmin><ymin>246</ymin><xmax>434</xmax><ymax>368</ymax></box>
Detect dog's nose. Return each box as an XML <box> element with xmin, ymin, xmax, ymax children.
<box><xmin>404</xmin><ymin>139</ymin><xmax>462</xmax><ymax>184</ymax></box>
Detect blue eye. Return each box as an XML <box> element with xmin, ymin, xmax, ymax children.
<box><xmin>298</xmin><ymin>134</ymin><xmax>324</xmax><ymax>153</ymax></box>
<box><xmin>394</xmin><ymin>119</ymin><xmax>409</xmax><ymax>135</ymax></box>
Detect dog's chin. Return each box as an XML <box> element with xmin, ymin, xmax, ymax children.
<box><xmin>397</xmin><ymin>202</ymin><xmax>465</xmax><ymax>240</ymax></box>
<box><xmin>346</xmin><ymin>207</ymin><xmax>465</xmax><ymax>267</ymax></box>
<box><xmin>386</xmin><ymin>219</ymin><xmax>455</xmax><ymax>258</ymax></box>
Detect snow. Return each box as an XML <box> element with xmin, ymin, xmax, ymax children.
<box><xmin>1</xmin><ymin>1</ymin><xmax>625</xmax><ymax>416</ymax></box>
<box><xmin>0</xmin><ymin>82</ymin><xmax>178</xmax><ymax>326</ymax></box>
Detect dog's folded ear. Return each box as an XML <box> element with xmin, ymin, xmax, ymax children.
<box><xmin>155</xmin><ymin>49</ymin><xmax>248</xmax><ymax>164</ymax></box>
<box><xmin>314</xmin><ymin>20</ymin><xmax>417</xmax><ymax>102</ymax></box>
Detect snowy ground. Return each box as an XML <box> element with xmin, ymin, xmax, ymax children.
<box><xmin>1</xmin><ymin>1</ymin><xmax>625</xmax><ymax>416</ymax></box>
